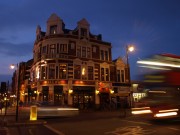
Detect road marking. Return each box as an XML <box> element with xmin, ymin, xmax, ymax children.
<box><xmin>44</xmin><ymin>124</ymin><xmax>65</xmax><ymax>135</ymax></box>
<box><xmin>105</xmin><ymin>126</ymin><xmax>156</xmax><ymax>135</ymax></box>
<box><xmin>121</xmin><ymin>119</ymin><xmax>152</xmax><ymax>126</ymax></box>
<box><xmin>167</xmin><ymin>127</ymin><xmax>180</xmax><ymax>131</ymax></box>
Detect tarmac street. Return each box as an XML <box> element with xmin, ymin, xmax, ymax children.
<box><xmin>0</xmin><ymin>108</ymin><xmax>131</xmax><ymax>135</ymax></box>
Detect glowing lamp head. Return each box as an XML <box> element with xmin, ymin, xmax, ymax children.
<box><xmin>128</xmin><ymin>46</ymin><xmax>135</xmax><ymax>52</ymax></box>
<box><xmin>10</xmin><ymin>64</ymin><xmax>15</xmax><ymax>69</ymax></box>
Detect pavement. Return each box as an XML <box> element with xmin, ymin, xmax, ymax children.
<box><xmin>0</xmin><ymin>107</ymin><xmax>132</xmax><ymax>135</ymax></box>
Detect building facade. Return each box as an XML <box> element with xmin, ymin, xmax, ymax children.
<box><xmin>13</xmin><ymin>13</ymin><xmax>132</xmax><ymax>110</ymax></box>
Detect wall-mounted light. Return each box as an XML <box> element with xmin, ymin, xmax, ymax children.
<box><xmin>110</xmin><ymin>89</ymin><xmax>114</xmax><ymax>94</ymax></box>
<box><xmin>69</xmin><ymin>89</ymin><xmax>73</xmax><ymax>94</ymax></box>
<box><xmin>95</xmin><ymin>90</ymin><xmax>100</xmax><ymax>95</ymax></box>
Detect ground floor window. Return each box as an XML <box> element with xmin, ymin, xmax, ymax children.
<box><xmin>54</xmin><ymin>85</ymin><xmax>63</xmax><ymax>106</ymax></box>
<box><xmin>72</xmin><ymin>86</ymin><xmax>95</xmax><ymax>110</ymax></box>
<box><xmin>42</xmin><ymin>86</ymin><xmax>49</xmax><ymax>102</ymax></box>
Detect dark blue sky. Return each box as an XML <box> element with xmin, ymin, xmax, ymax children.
<box><xmin>0</xmin><ymin>0</ymin><xmax>180</xmax><ymax>82</ymax></box>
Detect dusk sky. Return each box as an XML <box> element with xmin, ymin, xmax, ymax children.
<box><xmin>1</xmin><ymin>0</ymin><xmax>180</xmax><ymax>82</ymax></box>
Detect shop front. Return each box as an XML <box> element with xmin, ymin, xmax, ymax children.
<box><xmin>72</xmin><ymin>86</ymin><xmax>95</xmax><ymax>110</ymax></box>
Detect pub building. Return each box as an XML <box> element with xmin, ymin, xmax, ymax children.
<box><xmin>13</xmin><ymin>13</ymin><xmax>132</xmax><ymax>110</ymax></box>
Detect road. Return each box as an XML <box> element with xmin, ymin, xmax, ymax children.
<box><xmin>43</xmin><ymin>113</ymin><xmax>180</xmax><ymax>135</ymax></box>
<box><xmin>3</xmin><ymin>110</ymin><xmax>180</xmax><ymax>135</ymax></box>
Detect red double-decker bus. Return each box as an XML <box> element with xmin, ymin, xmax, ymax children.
<box><xmin>132</xmin><ymin>54</ymin><xmax>180</xmax><ymax>119</ymax></box>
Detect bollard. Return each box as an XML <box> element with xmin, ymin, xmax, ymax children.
<box><xmin>30</xmin><ymin>105</ymin><xmax>37</xmax><ymax>121</ymax></box>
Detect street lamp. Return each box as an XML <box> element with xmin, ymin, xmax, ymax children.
<box><xmin>10</xmin><ymin>63</ymin><xmax>21</xmax><ymax>122</ymax></box>
<box><xmin>126</xmin><ymin>45</ymin><xmax>135</xmax><ymax>83</ymax></box>
<box><xmin>126</xmin><ymin>45</ymin><xmax>135</xmax><ymax>108</ymax></box>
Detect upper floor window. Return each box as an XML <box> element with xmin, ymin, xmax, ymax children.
<box><xmin>87</xmin><ymin>47</ymin><xmax>91</xmax><ymax>58</ymax></box>
<box><xmin>49</xmin><ymin>64</ymin><xmax>55</xmax><ymax>79</ymax></box>
<box><xmin>117</xmin><ymin>70</ymin><xmax>120</xmax><ymax>82</ymax></box>
<box><xmin>41</xmin><ymin>66</ymin><xmax>46</xmax><ymax>79</ymax></box>
<box><xmin>77</xmin><ymin>46</ymin><xmax>81</xmax><ymax>57</ymax></box>
<box><xmin>82</xmin><ymin>67</ymin><xmax>86</xmax><ymax>80</ymax></box>
<box><xmin>105</xmin><ymin>51</ymin><xmax>108</xmax><ymax>61</ymax></box>
<box><xmin>121</xmin><ymin>70</ymin><xmax>125</xmax><ymax>83</ymax></box>
<box><xmin>105</xmin><ymin>68</ymin><xmax>109</xmax><ymax>81</ymax></box>
<box><xmin>82</xmin><ymin>47</ymin><xmax>86</xmax><ymax>57</ymax></box>
<box><xmin>50</xmin><ymin>25</ymin><xmax>57</xmax><ymax>34</ymax></box>
<box><xmin>93</xmin><ymin>46</ymin><xmax>96</xmax><ymax>53</ymax></box>
<box><xmin>59</xmin><ymin>64</ymin><xmax>67</xmax><ymax>79</ymax></box>
<box><xmin>101</xmin><ymin>50</ymin><xmax>104</xmax><ymax>60</ymax></box>
<box><xmin>42</xmin><ymin>46</ymin><xmax>47</xmax><ymax>54</ymax></box>
<box><xmin>80</xmin><ymin>28</ymin><xmax>87</xmax><ymax>37</ymax></box>
<box><xmin>74</xmin><ymin>65</ymin><xmax>81</xmax><ymax>79</ymax></box>
<box><xmin>60</xmin><ymin>44</ymin><xmax>67</xmax><ymax>52</ymax></box>
<box><xmin>71</xmin><ymin>42</ymin><xmax>75</xmax><ymax>49</ymax></box>
<box><xmin>101</xmin><ymin>68</ymin><xmax>105</xmax><ymax>81</ymax></box>
<box><xmin>50</xmin><ymin>44</ymin><xmax>55</xmax><ymax>54</ymax></box>
<box><xmin>88</xmin><ymin>66</ymin><xmax>93</xmax><ymax>80</ymax></box>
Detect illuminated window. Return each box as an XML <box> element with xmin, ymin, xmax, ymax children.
<box><xmin>82</xmin><ymin>67</ymin><xmax>86</xmax><ymax>80</ymax></box>
<box><xmin>101</xmin><ymin>68</ymin><xmax>105</xmax><ymax>81</ymax></box>
<box><xmin>50</xmin><ymin>25</ymin><xmax>57</xmax><ymax>34</ymax></box>
<box><xmin>36</xmin><ymin>67</ymin><xmax>40</xmax><ymax>79</ymax></box>
<box><xmin>105</xmin><ymin>68</ymin><xmax>109</xmax><ymax>81</ymax></box>
<box><xmin>59</xmin><ymin>64</ymin><xmax>67</xmax><ymax>79</ymax></box>
<box><xmin>41</xmin><ymin>66</ymin><xmax>46</xmax><ymax>79</ymax></box>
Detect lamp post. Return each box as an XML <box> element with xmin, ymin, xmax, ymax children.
<box><xmin>10</xmin><ymin>63</ymin><xmax>21</xmax><ymax>122</ymax></box>
<box><xmin>126</xmin><ymin>45</ymin><xmax>134</xmax><ymax>83</ymax></box>
<box><xmin>126</xmin><ymin>45</ymin><xmax>134</xmax><ymax>108</ymax></box>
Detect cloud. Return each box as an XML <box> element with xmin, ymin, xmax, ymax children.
<box><xmin>0</xmin><ymin>40</ymin><xmax>33</xmax><ymax>57</ymax></box>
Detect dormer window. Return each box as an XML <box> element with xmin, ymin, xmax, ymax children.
<box><xmin>80</xmin><ymin>28</ymin><xmax>87</xmax><ymax>37</ymax></box>
<box><xmin>50</xmin><ymin>25</ymin><xmax>57</xmax><ymax>34</ymax></box>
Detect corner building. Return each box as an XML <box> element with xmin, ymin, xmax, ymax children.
<box><xmin>30</xmin><ymin>13</ymin><xmax>131</xmax><ymax>110</ymax></box>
